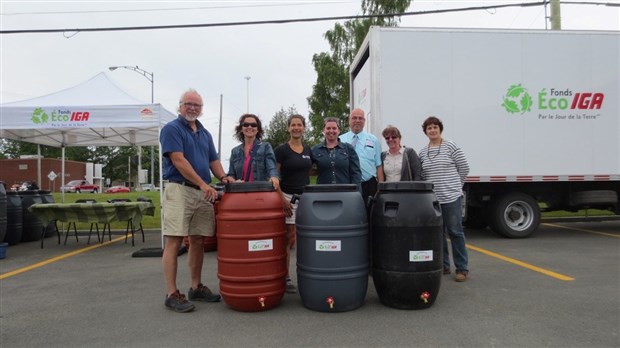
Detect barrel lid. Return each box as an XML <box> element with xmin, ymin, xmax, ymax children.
<box><xmin>378</xmin><ymin>181</ymin><xmax>434</xmax><ymax>192</ymax></box>
<box><xmin>38</xmin><ymin>190</ymin><xmax>51</xmax><ymax>194</ymax></box>
<box><xmin>224</xmin><ymin>182</ymin><xmax>275</xmax><ymax>193</ymax></box>
<box><xmin>303</xmin><ymin>184</ymin><xmax>358</xmax><ymax>192</ymax></box>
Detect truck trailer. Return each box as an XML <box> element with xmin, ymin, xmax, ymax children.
<box><xmin>350</xmin><ymin>27</ymin><xmax>620</xmax><ymax>238</ymax></box>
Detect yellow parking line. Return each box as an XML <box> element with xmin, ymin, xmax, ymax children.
<box><xmin>0</xmin><ymin>235</ymin><xmax>126</xmax><ymax>280</ymax></box>
<box><xmin>543</xmin><ymin>223</ymin><xmax>620</xmax><ymax>238</ymax></box>
<box><xmin>467</xmin><ymin>243</ymin><xmax>575</xmax><ymax>281</ymax></box>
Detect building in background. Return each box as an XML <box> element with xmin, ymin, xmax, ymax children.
<box><xmin>0</xmin><ymin>157</ymin><xmax>103</xmax><ymax>192</ymax></box>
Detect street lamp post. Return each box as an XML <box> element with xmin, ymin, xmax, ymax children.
<box><xmin>244</xmin><ymin>76</ymin><xmax>251</xmax><ymax>113</ymax></box>
<box><xmin>108</xmin><ymin>65</ymin><xmax>155</xmax><ymax>187</ymax></box>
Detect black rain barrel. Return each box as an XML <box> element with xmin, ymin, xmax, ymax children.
<box><xmin>370</xmin><ymin>181</ymin><xmax>443</xmax><ymax>309</ymax></box>
<box><xmin>38</xmin><ymin>190</ymin><xmax>57</xmax><ymax>237</ymax></box>
<box><xmin>296</xmin><ymin>184</ymin><xmax>368</xmax><ymax>312</ymax></box>
<box><xmin>0</xmin><ymin>182</ymin><xmax>7</xmax><ymax>243</ymax></box>
<box><xmin>217</xmin><ymin>182</ymin><xmax>287</xmax><ymax>312</ymax></box>
<box><xmin>5</xmin><ymin>192</ymin><xmax>23</xmax><ymax>245</ymax></box>
<box><xmin>20</xmin><ymin>191</ymin><xmax>43</xmax><ymax>242</ymax></box>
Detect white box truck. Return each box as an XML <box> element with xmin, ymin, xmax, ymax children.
<box><xmin>350</xmin><ymin>27</ymin><xmax>619</xmax><ymax>238</ymax></box>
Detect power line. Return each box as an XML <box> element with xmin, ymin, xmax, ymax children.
<box><xmin>1</xmin><ymin>1</ymin><xmax>616</xmax><ymax>35</ymax></box>
<box><xmin>0</xmin><ymin>1</ymin><xmax>353</xmax><ymax>16</ymax></box>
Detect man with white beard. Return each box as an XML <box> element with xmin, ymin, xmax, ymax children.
<box><xmin>159</xmin><ymin>89</ymin><xmax>232</xmax><ymax>313</ymax></box>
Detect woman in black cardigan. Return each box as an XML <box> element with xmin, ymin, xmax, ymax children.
<box><xmin>380</xmin><ymin>125</ymin><xmax>422</xmax><ymax>182</ymax></box>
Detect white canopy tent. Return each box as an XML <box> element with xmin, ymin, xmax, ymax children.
<box><xmin>0</xmin><ymin>72</ymin><xmax>177</xmax><ymax>199</ymax></box>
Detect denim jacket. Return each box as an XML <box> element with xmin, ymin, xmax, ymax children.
<box><xmin>228</xmin><ymin>139</ymin><xmax>279</xmax><ymax>181</ymax></box>
<box><xmin>311</xmin><ymin>140</ymin><xmax>361</xmax><ymax>185</ymax></box>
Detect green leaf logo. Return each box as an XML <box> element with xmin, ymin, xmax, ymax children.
<box><xmin>31</xmin><ymin>107</ymin><xmax>48</xmax><ymax>124</ymax></box>
<box><xmin>502</xmin><ymin>84</ymin><xmax>532</xmax><ymax>114</ymax></box>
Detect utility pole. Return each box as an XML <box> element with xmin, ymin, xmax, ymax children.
<box><xmin>551</xmin><ymin>0</ymin><xmax>561</xmax><ymax>30</ymax></box>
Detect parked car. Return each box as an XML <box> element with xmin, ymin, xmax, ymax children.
<box><xmin>105</xmin><ymin>186</ymin><xmax>131</xmax><ymax>194</ymax></box>
<box><xmin>60</xmin><ymin>180</ymin><xmax>99</xmax><ymax>193</ymax></box>
<box><xmin>140</xmin><ymin>184</ymin><xmax>160</xmax><ymax>192</ymax></box>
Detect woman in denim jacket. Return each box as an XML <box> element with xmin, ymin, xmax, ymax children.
<box><xmin>227</xmin><ymin>114</ymin><xmax>280</xmax><ymax>189</ymax></box>
<box><xmin>311</xmin><ymin>117</ymin><xmax>361</xmax><ymax>185</ymax></box>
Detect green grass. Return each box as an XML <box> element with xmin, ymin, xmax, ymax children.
<box><xmin>52</xmin><ymin>191</ymin><xmax>162</xmax><ymax>230</ymax></box>
<box><xmin>541</xmin><ymin>209</ymin><xmax>614</xmax><ymax>218</ymax></box>
<box><xmin>539</xmin><ymin>202</ymin><xmax>615</xmax><ymax>218</ymax></box>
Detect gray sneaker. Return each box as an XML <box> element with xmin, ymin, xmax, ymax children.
<box><xmin>188</xmin><ymin>283</ymin><xmax>221</xmax><ymax>302</ymax></box>
<box><xmin>165</xmin><ymin>290</ymin><xmax>195</xmax><ymax>313</ymax></box>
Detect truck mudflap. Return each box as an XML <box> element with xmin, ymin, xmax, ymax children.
<box><xmin>488</xmin><ymin>193</ymin><xmax>541</xmax><ymax>238</ymax></box>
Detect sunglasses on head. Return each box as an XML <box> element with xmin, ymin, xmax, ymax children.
<box><xmin>242</xmin><ymin>122</ymin><xmax>258</xmax><ymax>128</ymax></box>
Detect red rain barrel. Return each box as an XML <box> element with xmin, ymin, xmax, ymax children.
<box><xmin>217</xmin><ymin>182</ymin><xmax>286</xmax><ymax>312</ymax></box>
<box><xmin>370</xmin><ymin>181</ymin><xmax>443</xmax><ymax>309</ymax></box>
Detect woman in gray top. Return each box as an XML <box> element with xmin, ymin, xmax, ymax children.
<box><xmin>380</xmin><ymin>125</ymin><xmax>422</xmax><ymax>182</ymax></box>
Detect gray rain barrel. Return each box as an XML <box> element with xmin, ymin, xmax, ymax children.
<box><xmin>5</xmin><ymin>192</ymin><xmax>23</xmax><ymax>245</ymax></box>
<box><xmin>296</xmin><ymin>184</ymin><xmax>368</xmax><ymax>312</ymax></box>
<box><xmin>0</xmin><ymin>182</ymin><xmax>6</xmax><ymax>243</ymax></box>
<box><xmin>38</xmin><ymin>190</ymin><xmax>57</xmax><ymax>238</ymax></box>
<box><xmin>370</xmin><ymin>181</ymin><xmax>443</xmax><ymax>309</ymax></box>
<box><xmin>20</xmin><ymin>191</ymin><xmax>43</xmax><ymax>242</ymax></box>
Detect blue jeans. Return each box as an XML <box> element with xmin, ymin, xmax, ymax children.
<box><xmin>441</xmin><ymin>197</ymin><xmax>468</xmax><ymax>272</ymax></box>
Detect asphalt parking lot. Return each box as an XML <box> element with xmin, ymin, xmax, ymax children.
<box><xmin>1</xmin><ymin>220</ymin><xmax>618</xmax><ymax>348</ymax></box>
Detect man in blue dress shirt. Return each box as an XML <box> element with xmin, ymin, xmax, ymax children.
<box><xmin>340</xmin><ymin>108</ymin><xmax>384</xmax><ymax>203</ymax></box>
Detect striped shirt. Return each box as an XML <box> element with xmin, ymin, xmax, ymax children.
<box><xmin>419</xmin><ymin>139</ymin><xmax>469</xmax><ymax>204</ymax></box>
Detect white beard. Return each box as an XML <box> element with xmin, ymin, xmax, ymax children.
<box><xmin>184</xmin><ymin>114</ymin><xmax>198</xmax><ymax>122</ymax></box>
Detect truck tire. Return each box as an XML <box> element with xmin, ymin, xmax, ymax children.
<box><xmin>75</xmin><ymin>189</ymin><xmax>81</xmax><ymax>194</ymax></box>
<box><xmin>570</xmin><ymin>190</ymin><xmax>617</xmax><ymax>207</ymax></box>
<box><xmin>93</xmin><ymin>188</ymin><xmax>98</xmax><ymax>194</ymax></box>
<box><xmin>488</xmin><ymin>193</ymin><xmax>540</xmax><ymax>238</ymax></box>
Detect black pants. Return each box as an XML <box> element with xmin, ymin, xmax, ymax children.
<box><xmin>362</xmin><ymin>177</ymin><xmax>378</xmax><ymax>270</ymax></box>
<box><xmin>361</xmin><ymin>177</ymin><xmax>378</xmax><ymax>209</ymax></box>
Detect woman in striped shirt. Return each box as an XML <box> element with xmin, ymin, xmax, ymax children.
<box><xmin>419</xmin><ymin>116</ymin><xmax>470</xmax><ymax>282</ymax></box>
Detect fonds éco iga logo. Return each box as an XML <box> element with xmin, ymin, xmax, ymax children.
<box><xmin>31</xmin><ymin>107</ymin><xmax>91</xmax><ymax>127</ymax></box>
<box><xmin>316</xmin><ymin>240</ymin><xmax>341</xmax><ymax>252</ymax></box>
<box><xmin>501</xmin><ymin>84</ymin><xmax>604</xmax><ymax>116</ymax></box>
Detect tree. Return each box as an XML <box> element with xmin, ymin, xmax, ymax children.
<box><xmin>307</xmin><ymin>0</ymin><xmax>411</xmax><ymax>141</ymax></box>
<box><xmin>262</xmin><ymin>106</ymin><xmax>311</xmax><ymax>147</ymax></box>
<box><xmin>0</xmin><ymin>138</ymin><xmax>94</xmax><ymax>161</ymax></box>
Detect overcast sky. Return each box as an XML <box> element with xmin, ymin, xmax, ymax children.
<box><xmin>1</xmin><ymin>0</ymin><xmax>618</xmax><ymax>162</ymax></box>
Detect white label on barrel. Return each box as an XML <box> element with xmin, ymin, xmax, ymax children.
<box><xmin>248</xmin><ymin>239</ymin><xmax>273</xmax><ymax>251</ymax></box>
<box><xmin>316</xmin><ymin>240</ymin><xmax>341</xmax><ymax>251</ymax></box>
<box><xmin>409</xmin><ymin>250</ymin><xmax>433</xmax><ymax>262</ymax></box>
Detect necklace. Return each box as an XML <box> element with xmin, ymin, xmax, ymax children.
<box><xmin>427</xmin><ymin>139</ymin><xmax>442</xmax><ymax>161</ymax></box>
<box><xmin>288</xmin><ymin>140</ymin><xmax>303</xmax><ymax>154</ymax></box>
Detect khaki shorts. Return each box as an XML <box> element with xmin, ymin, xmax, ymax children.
<box><xmin>163</xmin><ymin>183</ymin><xmax>215</xmax><ymax>237</ymax></box>
<box><xmin>282</xmin><ymin>192</ymin><xmax>298</xmax><ymax>225</ymax></box>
